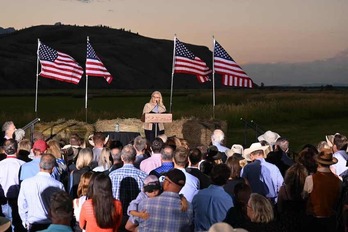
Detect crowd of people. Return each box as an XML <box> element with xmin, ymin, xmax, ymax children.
<box><xmin>0</xmin><ymin>117</ymin><xmax>348</xmax><ymax>232</ymax></box>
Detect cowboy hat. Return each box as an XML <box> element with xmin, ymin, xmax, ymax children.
<box><xmin>88</xmin><ymin>133</ymin><xmax>110</xmax><ymax>147</ymax></box>
<box><xmin>208</xmin><ymin>222</ymin><xmax>248</xmax><ymax>232</ymax></box>
<box><xmin>257</xmin><ymin>130</ymin><xmax>280</xmax><ymax>145</ymax></box>
<box><xmin>243</xmin><ymin>142</ymin><xmax>270</xmax><ymax>161</ymax></box>
<box><xmin>315</xmin><ymin>148</ymin><xmax>338</xmax><ymax>165</ymax></box>
<box><xmin>225</xmin><ymin>144</ymin><xmax>244</xmax><ymax>160</ymax></box>
<box><xmin>325</xmin><ymin>134</ymin><xmax>338</xmax><ymax>147</ymax></box>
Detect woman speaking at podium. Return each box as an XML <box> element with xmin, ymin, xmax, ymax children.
<box><xmin>142</xmin><ymin>91</ymin><xmax>166</xmax><ymax>143</ymax></box>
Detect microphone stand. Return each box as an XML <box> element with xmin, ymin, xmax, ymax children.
<box><xmin>155</xmin><ymin>101</ymin><xmax>159</xmax><ymax>138</ymax></box>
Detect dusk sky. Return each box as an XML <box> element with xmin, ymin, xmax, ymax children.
<box><xmin>1</xmin><ymin>0</ymin><xmax>348</xmax><ymax>64</ymax></box>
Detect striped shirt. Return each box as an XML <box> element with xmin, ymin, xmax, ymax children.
<box><xmin>138</xmin><ymin>191</ymin><xmax>193</xmax><ymax>232</ymax></box>
<box><xmin>109</xmin><ymin>164</ymin><xmax>148</xmax><ymax>199</ymax></box>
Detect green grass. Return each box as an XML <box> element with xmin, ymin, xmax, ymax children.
<box><xmin>1</xmin><ymin>89</ymin><xmax>348</xmax><ymax>153</ymax></box>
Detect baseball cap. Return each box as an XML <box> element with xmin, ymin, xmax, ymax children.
<box><xmin>165</xmin><ymin>168</ymin><xmax>186</xmax><ymax>187</ymax></box>
<box><xmin>143</xmin><ymin>175</ymin><xmax>161</xmax><ymax>193</ymax></box>
<box><xmin>33</xmin><ymin>139</ymin><xmax>48</xmax><ymax>153</ymax></box>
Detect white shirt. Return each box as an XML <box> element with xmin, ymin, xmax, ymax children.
<box><xmin>18</xmin><ymin>172</ymin><xmax>65</xmax><ymax>226</ymax></box>
<box><xmin>331</xmin><ymin>150</ymin><xmax>348</xmax><ymax>176</ymax></box>
<box><xmin>0</xmin><ymin>156</ymin><xmax>24</xmax><ymax>196</ymax></box>
<box><xmin>177</xmin><ymin>167</ymin><xmax>200</xmax><ymax>202</ymax></box>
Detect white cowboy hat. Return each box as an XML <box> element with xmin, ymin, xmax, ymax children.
<box><xmin>243</xmin><ymin>142</ymin><xmax>270</xmax><ymax>161</ymax></box>
<box><xmin>257</xmin><ymin>130</ymin><xmax>280</xmax><ymax>145</ymax></box>
<box><xmin>325</xmin><ymin>133</ymin><xmax>340</xmax><ymax>147</ymax></box>
<box><xmin>225</xmin><ymin>144</ymin><xmax>244</xmax><ymax>160</ymax></box>
<box><xmin>88</xmin><ymin>134</ymin><xmax>110</xmax><ymax>147</ymax></box>
<box><xmin>208</xmin><ymin>222</ymin><xmax>248</xmax><ymax>232</ymax></box>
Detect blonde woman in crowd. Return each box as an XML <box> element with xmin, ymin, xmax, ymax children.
<box><xmin>47</xmin><ymin>139</ymin><xmax>68</xmax><ymax>183</ymax></box>
<box><xmin>17</xmin><ymin>139</ymin><xmax>32</xmax><ymax>162</ymax></box>
<box><xmin>68</xmin><ymin>148</ymin><xmax>93</xmax><ymax>199</ymax></box>
<box><xmin>93</xmin><ymin>147</ymin><xmax>112</xmax><ymax>172</ymax></box>
<box><xmin>73</xmin><ymin>171</ymin><xmax>93</xmax><ymax>232</ymax></box>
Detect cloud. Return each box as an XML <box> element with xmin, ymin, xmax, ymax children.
<box><xmin>244</xmin><ymin>51</ymin><xmax>348</xmax><ymax>86</ymax></box>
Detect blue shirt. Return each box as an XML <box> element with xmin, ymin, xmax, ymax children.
<box><xmin>127</xmin><ymin>191</ymin><xmax>148</xmax><ymax>224</ymax></box>
<box><xmin>138</xmin><ymin>191</ymin><xmax>193</xmax><ymax>232</ymax></box>
<box><xmin>242</xmin><ymin>158</ymin><xmax>283</xmax><ymax>199</ymax></box>
<box><xmin>20</xmin><ymin>157</ymin><xmax>60</xmax><ymax>181</ymax></box>
<box><xmin>149</xmin><ymin>162</ymin><xmax>174</xmax><ymax>178</ymax></box>
<box><xmin>37</xmin><ymin>224</ymin><xmax>72</xmax><ymax>232</ymax></box>
<box><xmin>19</xmin><ymin>157</ymin><xmax>40</xmax><ymax>181</ymax></box>
<box><xmin>192</xmin><ymin>185</ymin><xmax>233</xmax><ymax>231</ymax></box>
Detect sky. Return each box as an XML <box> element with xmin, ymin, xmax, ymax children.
<box><xmin>1</xmin><ymin>0</ymin><xmax>348</xmax><ymax>64</ymax></box>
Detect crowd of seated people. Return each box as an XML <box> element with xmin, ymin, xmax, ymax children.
<box><xmin>1</xmin><ymin>122</ymin><xmax>348</xmax><ymax>232</ymax></box>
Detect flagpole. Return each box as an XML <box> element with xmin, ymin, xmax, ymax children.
<box><xmin>212</xmin><ymin>36</ymin><xmax>216</xmax><ymax>119</ymax></box>
<box><xmin>85</xmin><ymin>36</ymin><xmax>89</xmax><ymax>123</ymax></box>
<box><xmin>169</xmin><ymin>34</ymin><xmax>177</xmax><ymax>113</ymax></box>
<box><xmin>35</xmin><ymin>39</ymin><xmax>40</xmax><ymax>115</ymax></box>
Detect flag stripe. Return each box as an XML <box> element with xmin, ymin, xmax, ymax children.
<box><xmin>38</xmin><ymin>43</ymin><xmax>83</xmax><ymax>84</ymax></box>
<box><xmin>86</xmin><ymin>41</ymin><xmax>113</xmax><ymax>84</ymax></box>
<box><xmin>40</xmin><ymin>60</ymin><xmax>84</xmax><ymax>77</ymax></box>
<box><xmin>174</xmin><ymin>38</ymin><xmax>211</xmax><ymax>83</ymax></box>
<box><xmin>214</xmin><ymin>41</ymin><xmax>253</xmax><ymax>88</ymax></box>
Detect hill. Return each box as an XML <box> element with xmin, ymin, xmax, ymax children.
<box><xmin>0</xmin><ymin>25</ymin><xmax>214</xmax><ymax>90</ymax></box>
<box><xmin>0</xmin><ymin>27</ymin><xmax>15</xmax><ymax>35</ymax></box>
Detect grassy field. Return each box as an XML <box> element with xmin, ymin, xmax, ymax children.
<box><xmin>1</xmin><ymin>88</ymin><xmax>348</xmax><ymax>153</ymax></box>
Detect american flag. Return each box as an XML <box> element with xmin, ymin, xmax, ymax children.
<box><xmin>174</xmin><ymin>38</ymin><xmax>212</xmax><ymax>83</ymax></box>
<box><xmin>86</xmin><ymin>41</ymin><xmax>113</xmax><ymax>84</ymax></box>
<box><xmin>214</xmin><ymin>41</ymin><xmax>253</xmax><ymax>88</ymax></box>
<box><xmin>38</xmin><ymin>42</ymin><xmax>83</xmax><ymax>84</ymax></box>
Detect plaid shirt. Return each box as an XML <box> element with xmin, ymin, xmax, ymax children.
<box><xmin>109</xmin><ymin>164</ymin><xmax>148</xmax><ymax>199</ymax></box>
<box><xmin>138</xmin><ymin>191</ymin><xmax>193</xmax><ymax>232</ymax></box>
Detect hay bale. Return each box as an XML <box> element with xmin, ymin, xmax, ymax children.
<box><xmin>35</xmin><ymin>119</ymin><xmax>94</xmax><ymax>143</ymax></box>
<box><xmin>95</xmin><ymin>118</ymin><xmax>143</xmax><ymax>135</ymax></box>
<box><xmin>180</xmin><ymin>118</ymin><xmax>227</xmax><ymax>148</ymax></box>
<box><xmin>34</xmin><ymin>118</ymin><xmax>227</xmax><ymax>148</ymax></box>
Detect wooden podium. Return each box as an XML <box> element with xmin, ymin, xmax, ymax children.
<box><xmin>143</xmin><ymin>113</ymin><xmax>172</xmax><ymax>123</ymax></box>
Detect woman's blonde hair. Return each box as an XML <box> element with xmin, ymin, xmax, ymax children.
<box><xmin>77</xmin><ymin>171</ymin><xmax>93</xmax><ymax>197</ymax></box>
<box><xmin>46</xmin><ymin>140</ymin><xmax>62</xmax><ymax>159</ymax></box>
<box><xmin>76</xmin><ymin>148</ymin><xmax>93</xmax><ymax>170</ymax></box>
<box><xmin>248</xmin><ymin>193</ymin><xmax>274</xmax><ymax>223</ymax></box>
<box><xmin>19</xmin><ymin>139</ymin><xmax>31</xmax><ymax>152</ymax></box>
<box><xmin>149</xmin><ymin>91</ymin><xmax>164</xmax><ymax>107</ymax></box>
<box><xmin>98</xmin><ymin>148</ymin><xmax>112</xmax><ymax>169</ymax></box>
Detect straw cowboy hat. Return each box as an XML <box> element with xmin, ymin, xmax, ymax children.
<box><xmin>257</xmin><ymin>130</ymin><xmax>280</xmax><ymax>145</ymax></box>
<box><xmin>243</xmin><ymin>142</ymin><xmax>270</xmax><ymax>161</ymax></box>
<box><xmin>315</xmin><ymin>149</ymin><xmax>338</xmax><ymax>165</ymax></box>
<box><xmin>88</xmin><ymin>134</ymin><xmax>110</xmax><ymax>147</ymax></box>
<box><xmin>225</xmin><ymin>144</ymin><xmax>244</xmax><ymax>160</ymax></box>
